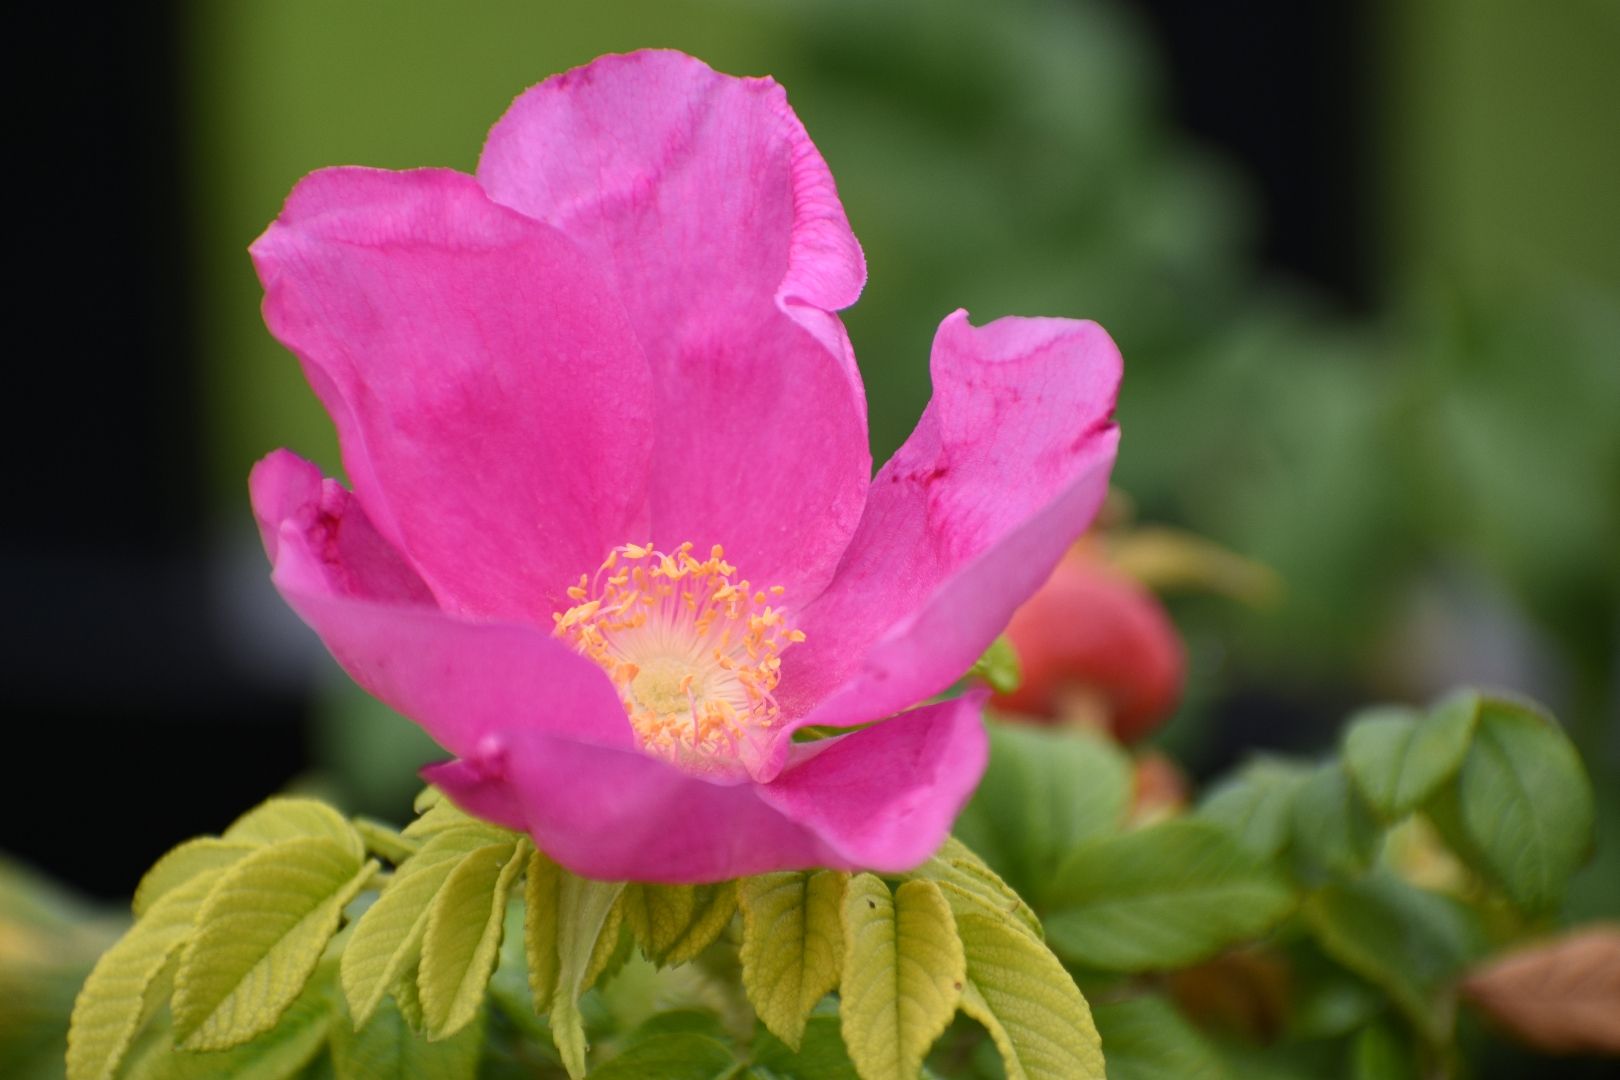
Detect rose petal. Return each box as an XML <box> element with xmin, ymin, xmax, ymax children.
<box><xmin>251</xmin><ymin>166</ymin><xmax>654</xmax><ymax>621</ymax></box>
<box><xmin>757</xmin><ymin>693</ymin><xmax>990</xmax><ymax>872</ymax></box>
<box><xmin>771</xmin><ymin>311</ymin><xmax>1121</xmax><ymax>771</ymax></box>
<box><xmin>250</xmin><ymin>450</ymin><xmax>635</xmax><ymax>759</ymax></box>
<box><xmin>477</xmin><ymin>50</ymin><xmax>869</xmax><ymax>602</ymax></box>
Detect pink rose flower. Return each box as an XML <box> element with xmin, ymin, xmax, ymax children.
<box><xmin>248</xmin><ymin>50</ymin><xmax>1121</xmax><ymax>883</ymax></box>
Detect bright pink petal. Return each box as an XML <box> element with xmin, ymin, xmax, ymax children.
<box><xmin>425</xmin><ymin>732</ymin><xmax>844</xmax><ymax>883</ymax></box>
<box><xmin>251</xmin><ymin>166</ymin><xmax>654</xmax><ymax>622</ymax></box>
<box><xmin>757</xmin><ymin>693</ymin><xmax>990</xmax><ymax>873</ymax></box>
<box><xmin>250</xmin><ymin>451</ymin><xmax>635</xmax><ymax>759</ymax></box>
<box><xmin>477</xmin><ymin>50</ymin><xmax>869</xmax><ymax>602</ymax></box>
<box><xmin>772</xmin><ymin>311</ymin><xmax>1121</xmax><ymax>769</ymax></box>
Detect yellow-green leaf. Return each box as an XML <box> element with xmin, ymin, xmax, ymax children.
<box><xmin>332</xmin><ymin>985</ymin><xmax>483</xmax><ymax>1080</ymax></box>
<box><xmin>524</xmin><ymin>851</ymin><xmax>625</xmax><ymax>1078</ymax></box>
<box><xmin>839</xmin><ymin>875</ymin><xmax>964</xmax><ymax>1080</ymax></box>
<box><xmin>403</xmin><ymin>798</ymin><xmax>483</xmax><ymax>841</ymax></box>
<box><xmin>66</xmin><ymin>868</ymin><xmax>225</xmax><ymax>1080</ymax></box>
<box><xmin>622</xmin><ymin>881</ymin><xmax>739</xmax><ymax>967</ymax></box>
<box><xmin>739</xmin><ymin>871</ymin><xmax>847</xmax><ymax>1049</ymax></box>
<box><xmin>418</xmin><ymin>838</ymin><xmax>524</xmax><ymax>1039</ymax></box>
<box><xmin>953</xmin><ymin>906</ymin><xmax>1105</xmax><ymax>1080</ymax></box>
<box><xmin>223</xmin><ymin>796</ymin><xmax>364</xmax><ymax>861</ymax></box>
<box><xmin>131</xmin><ymin>838</ymin><xmax>255</xmax><ymax>918</ymax></box>
<box><xmin>355</xmin><ymin>817</ymin><xmax>420</xmax><ymax>865</ymax></box>
<box><xmin>342</xmin><ymin>828</ymin><xmax>512</xmax><ymax>1028</ymax></box>
<box><xmin>906</xmin><ymin>837</ymin><xmax>1042</xmax><ymax>941</ymax></box>
<box><xmin>171</xmin><ymin>836</ymin><xmax>373</xmax><ymax>1050</ymax></box>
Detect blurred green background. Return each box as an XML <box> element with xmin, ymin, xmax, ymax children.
<box><xmin>4</xmin><ymin>0</ymin><xmax>1617</xmax><ymax>1076</ymax></box>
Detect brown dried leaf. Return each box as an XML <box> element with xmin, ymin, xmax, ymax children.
<box><xmin>1460</xmin><ymin>925</ymin><xmax>1620</xmax><ymax>1056</ymax></box>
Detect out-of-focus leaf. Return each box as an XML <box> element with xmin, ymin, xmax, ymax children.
<box><xmin>331</xmin><ymin>986</ymin><xmax>483</xmax><ymax>1080</ymax></box>
<box><xmin>1342</xmin><ymin>695</ymin><xmax>1477</xmax><ymax>820</ymax></box>
<box><xmin>1348</xmin><ymin>1020</ymin><xmax>1417</xmax><ymax>1080</ymax></box>
<box><xmin>1460</xmin><ymin>924</ymin><xmax>1620</xmax><ymax>1055</ymax></box>
<box><xmin>1104</xmin><ymin>526</ymin><xmax>1282</xmax><ymax>607</ymax></box>
<box><xmin>967</xmin><ymin>635</ymin><xmax>1022</xmax><ymax>694</ymax></box>
<box><xmin>953</xmin><ymin>724</ymin><xmax>1131</xmax><ymax>905</ymax></box>
<box><xmin>1044</xmin><ymin>821</ymin><xmax>1295</xmax><ymax>971</ymax></box>
<box><xmin>739</xmin><ymin>871</ymin><xmax>846</xmax><ymax>1049</ymax></box>
<box><xmin>131</xmin><ymin>839</ymin><xmax>256</xmax><ymax>918</ymax></box>
<box><xmin>1195</xmin><ymin>759</ymin><xmax>1311</xmax><ymax>861</ymax></box>
<box><xmin>588</xmin><ymin>1033</ymin><xmax>738</xmax><ymax>1079</ymax></box>
<box><xmin>1289</xmin><ymin>763</ymin><xmax>1381</xmax><ymax>881</ymax></box>
<box><xmin>171</xmin><ymin>837</ymin><xmax>373</xmax><ymax>1050</ymax></box>
<box><xmin>839</xmin><ymin>876</ymin><xmax>963</xmax><ymax>1080</ymax></box>
<box><xmin>1302</xmin><ymin>872</ymin><xmax>1482</xmax><ymax>1043</ymax></box>
<box><xmin>752</xmin><ymin>1006</ymin><xmax>860</xmax><ymax>1080</ymax></box>
<box><xmin>418</xmin><ymin>837</ymin><xmax>524</xmax><ymax>1038</ymax></box>
<box><xmin>1091</xmin><ymin>995</ymin><xmax>1229</xmax><ymax>1080</ymax></box>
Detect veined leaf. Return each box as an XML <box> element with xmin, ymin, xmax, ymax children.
<box><xmin>1195</xmin><ymin>758</ymin><xmax>1311</xmax><ymax>861</ymax></box>
<box><xmin>121</xmin><ymin>962</ymin><xmax>336</xmax><ymax>1080</ymax></box>
<box><xmin>343</xmin><ymin>827</ymin><xmax>512</xmax><ymax>1028</ymax></box>
<box><xmin>66</xmin><ymin>868</ymin><xmax>225</xmax><ymax>1080</ymax></box>
<box><xmin>1044</xmin><ymin>820</ymin><xmax>1295</xmax><ymax>971</ymax></box>
<box><xmin>414</xmin><ymin>786</ymin><xmax>445</xmax><ymax>814</ymax></box>
<box><xmin>953</xmin><ymin>905</ymin><xmax>1105</xmax><ymax>1079</ymax></box>
<box><xmin>1343</xmin><ymin>696</ymin><xmax>1476</xmax><ymax>820</ymax></box>
<box><xmin>588</xmin><ymin>1033</ymin><xmax>738</xmax><ymax>1079</ymax></box>
<box><xmin>1091</xmin><ymin>995</ymin><xmax>1228</xmax><ymax>1080</ymax></box>
<box><xmin>223</xmin><ymin>796</ymin><xmax>364</xmax><ymax>861</ymax></box>
<box><xmin>419</xmin><ymin>837</ymin><xmax>525</xmax><ymax>1039</ymax></box>
<box><xmin>905</xmin><ymin>836</ymin><xmax>1041</xmax><ymax>941</ymax></box>
<box><xmin>1426</xmin><ymin>697</ymin><xmax>1594</xmax><ymax>912</ymax></box>
<box><xmin>525</xmin><ymin>851</ymin><xmax>626</xmax><ymax>1078</ymax></box>
<box><xmin>403</xmin><ymin>798</ymin><xmax>492</xmax><ymax>841</ymax></box>
<box><xmin>739</xmin><ymin>871</ymin><xmax>846</xmax><ymax>1049</ymax></box>
<box><xmin>953</xmin><ymin>723</ymin><xmax>1131</xmax><ymax>905</ymax></box>
<box><xmin>171</xmin><ymin>836</ymin><xmax>374</xmax><ymax>1050</ymax></box>
<box><xmin>839</xmin><ymin>875</ymin><xmax>964</xmax><ymax>1080</ymax></box>
<box><xmin>354</xmin><ymin>817</ymin><xmax>420</xmax><ymax>865</ymax></box>
<box><xmin>332</xmin><ymin>986</ymin><xmax>483</xmax><ymax>1080</ymax></box>
<box><xmin>131</xmin><ymin>838</ymin><xmax>255</xmax><ymax>918</ymax></box>
<box><xmin>622</xmin><ymin>881</ymin><xmax>739</xmax><ymax>968</ymax></box>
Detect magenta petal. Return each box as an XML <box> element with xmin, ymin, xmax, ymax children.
<box><xmin>250</xmin><ymin>451</ymin><xmax>635</xmax><ymax>759</ymax></box>
<box><xmin>477</xmin><ymin>50</ymin><xmax>869</xmax><ymax>602</ymax></box>
<box><xmin>425</xmin><ymin>732</ymin><xmax>844</xmax><ymax>884</ymax></box>
<box><xmin>758</xmin><ymin>693</ymin><xmax>990</xmax><ymax>873</ymax></box>
<box><xmin>777</xmin><ymin>311</ymin><xmax>1122</xmax><ymax>748</ymax></box>
<box><xmin>251</xmin><ymin>166</ymin><xmax>654</xmax><ymax>621</ymax></box>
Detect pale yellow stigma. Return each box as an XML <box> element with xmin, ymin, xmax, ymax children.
<box><xmin>552</xmin><ymin>542</ymin><xmax>804</xmax><ymax>772</ymax></box>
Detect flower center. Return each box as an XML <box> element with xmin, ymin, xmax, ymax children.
<box><xmin>552</xmin><ymin>542</ymin><xmax>804</xmax><ymax>773</ymax></box>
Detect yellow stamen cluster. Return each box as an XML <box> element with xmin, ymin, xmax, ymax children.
<box><xmin>553</xmin><ymin>542</ymin><xmax>805</xmax><ymax>770</ymax></box>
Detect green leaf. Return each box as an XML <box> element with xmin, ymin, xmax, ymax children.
<box><xmin>1091</xmin><ymin>995</ymin><xmax>1229</xmax><ymax>1080</ymax></box>
<box><xmin>223</xmin><ymin>796</ymin><xmax>364</xmax><ymax>861</ymax></box>
<box><xmin>1302</xmin><ymin>872</ymin><xmax>1481</xmax><ymax>1044</ymax></box>
<box><xmin>524</xmin><ymin>851</ymin><xmax>625</xmax><ymax>1078</ymax></box>
<box><xmin>1289</xmin><ymin>763</ymin><xmax>1381</xmax><ymax>881</ymax></box>
<box><xmin>341</xmin><ymin>827</ymin><xmax>510</xmax><ymax>1029</ymax></box>
<box><xmin>1342</xmin><ymin>695</ymin><xmax>1477</xmax><ymax>819</ymax></box>
<box><xmin>402</xmin><ymin>798</ymin><xmax>484</xmax><ymax>841</ymax></box>
<box><xmin>752</xmin><ymin>1007</ymin><xmax>860</xmax><ymax>1080</ymax></box>
<box><xmin>1043</xmin><ymin>820</ymin><xmax>1295</xmax><ymax>971</ymax></box>
<box><xmin>589</xmin><ymin>1033</ymin><xmax>739</xmax><ymax>1079</ymax></box>
<box><xmin>171</xmin><ymin>837</ymin><xmax>374</xmax><ymax>1050</ymax></box>
<box><xmin>331</xmin><ymin>988</ymin><xmax>483</xmax><ymax>1080</ymax></box>
<box><xmin>952</xmin><ymin>723</ymin><xmax>1132</xmax><ymax>904</ymax></box>
<box><xmin>968</xmin><ymin>635</ymin><xmax>1022</xmax><ymax>694</ymax></box>
<box><xmin>67</xmin><ymin>868</ymin><xmax>226</xmax><ymax>1080</ymax></box>
<box><xmin>739</xmin><ymin>871</ymin><xmax>846</xmax><ymax>1049</ymax></box>
<box><xmin>354</xmin><ymin>818</ymin><xmax>420</xmax><ymax>865</ymax></box>
<box><xmin>1348</xmin><ymin>1020</ymin><xmax>1418</xmax><ymax>1080</ymax></box>
<box><xmin>1195</xmin><ymin>758</ymin><xmax>1311</xmax><ymax>860</ymax></box>
<box><xmin>904</xmin><ymin>836</ymin><xmax>1042</xmax><ymax>941</ymax></box>
<box><xmin>1426</xmin><ymin>697</ymin><xmax>1594</xmax><ymax>912</ymax></box>
<box><xmin>132</xmin><ymin>838</ymin><xmax>256</xmax><ymax>918</ymax></box>
<box><xmin>622</xmin><ymin>881</ymin><xmax>740</xmax><ymax>968</ymax></box>
<box><xmin>839</xmin><ymin>875</ymin><xmax>964</xmax><ymax>1080</ymax></box>
<box><xmin>952</xmin><ymin>904</ymin><xmax>1104</xmax><ymax>1079</ymax></box>
<box><xmin>122</xmin><ymin>963</ymin><xmax>336</xmax><ymax>1080</ymax></box>
<box><xmin>419</xmin><ymin>837</ymin><xmax>525</xmax><ymax>1039</ymax></box>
